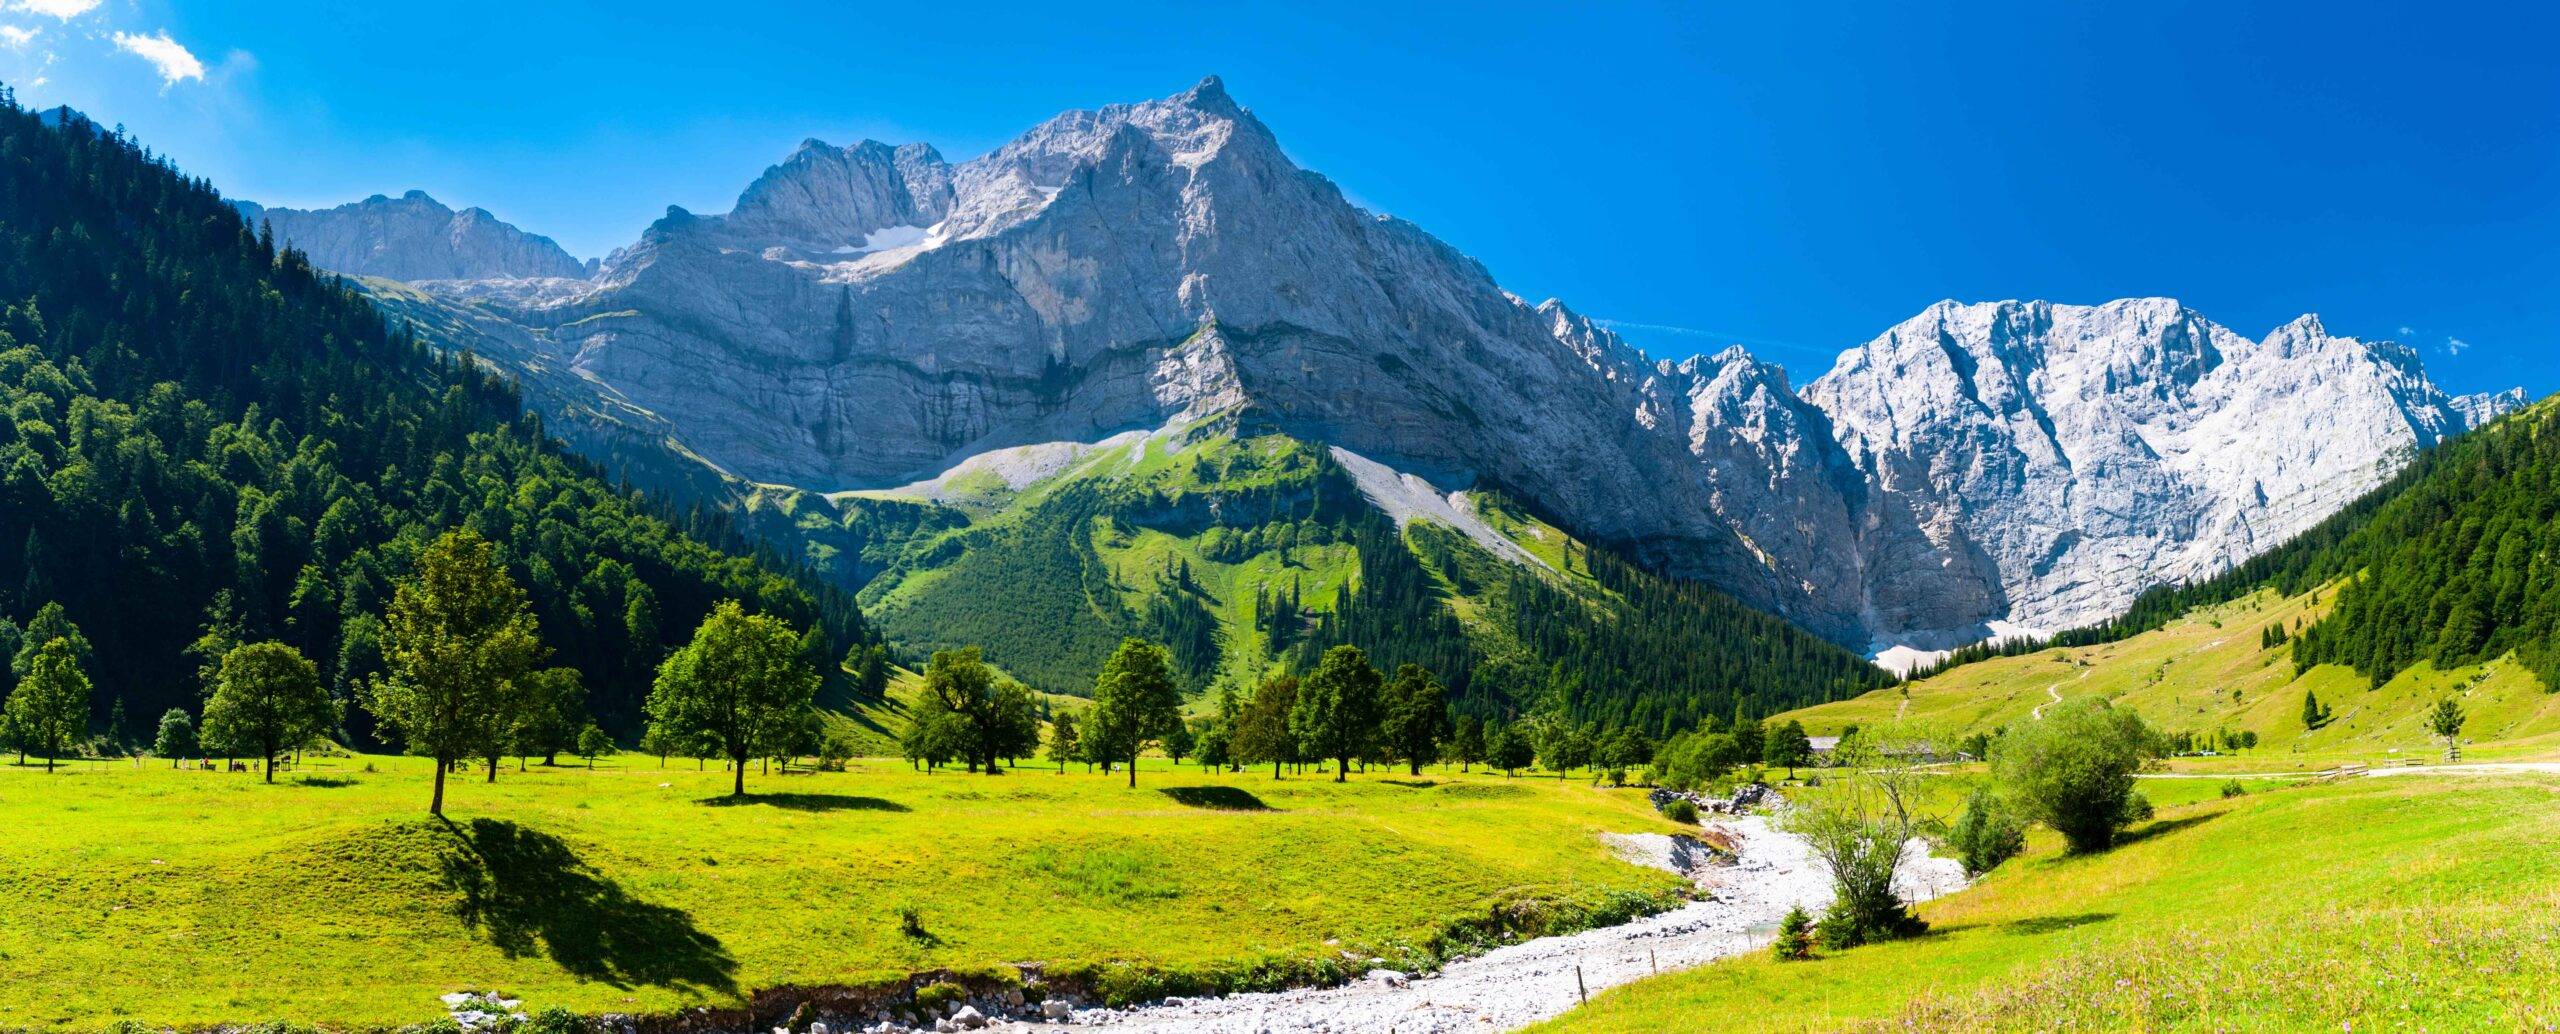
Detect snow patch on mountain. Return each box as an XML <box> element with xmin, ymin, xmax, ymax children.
<box><xmin>317</xmin><ymin>78</ymin><xmax>2524</xmax><ymax>658</ymax></box>
<box><xmin>831</xmin><ymin>224</ymin><xmax>934</xmax><ymax>254</ymax></box>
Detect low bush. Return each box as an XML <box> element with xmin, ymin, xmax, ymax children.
<box><xmin>1771</xmin><ymin>905</ymin><xmax>1815</xmax><ymax>961</ymax></box>
<box><xmin>1947</xmin><ymin>787</ymin><xmax>2026</xmax><ymax>877</ymax></box>
<box><xmin>1663</xmin><ymin>798</ymin><xmax>1700</xmax><ymax>824</ymax></box>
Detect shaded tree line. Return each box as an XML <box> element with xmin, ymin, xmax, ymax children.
<box><xmin>0</xmin><ymin>96</ymin><xmax>873</xmax><ymax>753</ymax></box>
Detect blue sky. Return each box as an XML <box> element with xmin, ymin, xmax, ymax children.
<box><xmin>6</xmin><ymin>1</ymin><xmax>2551</xmax><ymax>397</ymax></box>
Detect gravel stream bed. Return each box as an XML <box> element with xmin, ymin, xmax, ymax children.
<box><xmin>1036</xmin><ymin>816</ymin><xmax>1969</xmax><ymax>1033</ymax></box>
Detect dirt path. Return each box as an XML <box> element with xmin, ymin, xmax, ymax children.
<box><xmin>2030</xmin><ymin>681</ymin><xmax>2064</xmax><ymax>719</ymax></box>
<box><xmin>1057</xmin><ymin>818</ymin><xmax>1966</xmax><ymax>1033</ymax></box>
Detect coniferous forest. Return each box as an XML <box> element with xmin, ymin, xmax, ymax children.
<box><xmin>0</xmin><ymin>99</ymin><xmax>871</xmax><ymax>744</ymax></box>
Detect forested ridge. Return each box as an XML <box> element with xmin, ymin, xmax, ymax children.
<box><xmin>0</xmin><ymin>97</ymin><xmax>871</xmax><ymax>742</ymax></box>
<box><xmin>858</xmin><ymin>426</ymin><xmax>1886</xmax><ymax>733</ymax></box>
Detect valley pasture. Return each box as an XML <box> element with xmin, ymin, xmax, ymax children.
<box><xmin>2</xmin><ymin>754</ymin><xmax>1685</xmax><ymax>1031</ymax></box>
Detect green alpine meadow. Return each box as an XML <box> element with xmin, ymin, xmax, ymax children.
<box><xmin>1</xmin><ymin>7</ymin><xmax>2553</xmax><ymax>1033</ymax></box>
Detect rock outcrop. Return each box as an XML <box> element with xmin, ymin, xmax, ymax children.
<box><xmin>235</xmin><ymin>191</ymin><xmax>591</xmax><ymax>281</ymax></box>
<box><xmin>335</xmin><ymin>77</ymin><xmax>2517</xmax><ymax>656</ymax></box>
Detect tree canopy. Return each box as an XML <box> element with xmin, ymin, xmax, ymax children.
<box><xmin>646</xmin><ymin>600</ymin><xmax>818</xmax><ymax>797</ymax></box>
<box><xmin>201</xmin><ymin>641</ymin><xmax>337</xmax><ymax>782</ymax></box>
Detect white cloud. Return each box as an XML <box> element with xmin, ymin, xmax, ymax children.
<box><xmin>2445</xmin><ymin>336</ymin><xmax>2470</xmax><ymax>356</ymax></box>
<box><xmin>2397</xmin><ymin>325</ymin><xmax>2415</xmax><ymax>337</ymax></box>
<box><xmin>112</xmin><ymin>29</ymin><xmax>204</xmax><ymax>85</ymax></box>
<box><xmin>10</xmin><ymin>0</ymin><xmax>99</xmax><ymax>19</ymax></box>
<box><xmin>0</xmin><ymin>25</ymin><xmax>34</xmax><ymax>49</ymax></box>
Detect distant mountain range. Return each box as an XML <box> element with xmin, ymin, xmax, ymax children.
<box><xmin>241</xmin><ymin>76</ymin><xmax>2524</xmax><ymax>671</ymax></box>
<box><xmin>235</xmin><ymin>191</ymin><xmax>594</xmax><ymax>281</ymax></box>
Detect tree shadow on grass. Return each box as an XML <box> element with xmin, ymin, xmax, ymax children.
<box><xmin>2002</xmin><ymin>912</ymin><xmax>2116</xmax><ymax>935</ymax></box>
<box><xmin>1159</xmin><ymin>786</ymin><xmax>1276</xmax><ymax>811</ymax></box>
<box><xmin>1380</xmin><ymin>779</ymin><xmax>1439</xmax><ymax>788</ymax></box>
<box><xmin>2116</xmin><ymin>811</ymin><xmax>2220</xmax><ymax>847</ymax></box>
<box><xmin>435</xmin><ymin>818</ymin><xmax>737</xmax><ymax>994</ymax></box>
<box><xmin>291</xmin><ymin>775</ymin><xmax>360</xmax><ymax>788</ymax></box>
<box><xmin>693</xmin><ymin>792</ymin><xmax>911</xmax><ymax>813</ymax></box>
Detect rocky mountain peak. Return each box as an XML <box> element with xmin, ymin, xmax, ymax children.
<box><xmin>235</xmin><ymin>191</ymin><xmax>590</xmax><ymax>281</ymax></box>
<box><xmin>1176</xmin><ymin>74</ymin><xmax>1241</xmax><ymax>116</ymax></box>
<box><xmin>370</xmin><ymin>79</ymin><xmax>2527</xmax><ymax>665</ymax></box>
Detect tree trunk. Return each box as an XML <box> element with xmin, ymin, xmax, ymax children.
<box><xmin>1335</xmin><ymin>754</ymin><xmax>1347</xmax><ymax>783</ymax></box>
<box><xmin>1409</xmin><ymin>759</ymin><xmax>1422</xmax><ymax>776</ymax></box>
<box><xmin>263</xmin><ymin>747</ymin><xmax>275</xmax><ymax>784</ymax></box>
<box><xmin>1127</xmin><ymin>747</ymin><xmax>1138</xmax><ymax>787</ymax></box>
<box><xmin>431</xmin><ymin>758</ymin><xmax>448</xmax><ymax>816</ymax></box>
<box><xmin>486</xmin><ymin>756</ymin><xmax>498</xmax><ymax>783</ymax></box>
<box><xmin>732</xmin><ymin>752</ymin><xmax>748</xmax><ymax>796</ymax></box>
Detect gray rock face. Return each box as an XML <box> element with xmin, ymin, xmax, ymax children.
<box><xmin>1802</xmin><ymin>300</ymin><xmax>2505</xmax><ymax>661</ymax></box>
<box><xmin>366</xmin><ymin>77</ymin><xmax>2518</xmax><ymax>656</ymax></box>
<box><xmin>235</xmin><ymin>191</ymin><xmax>591</xmax><ymax>281</ymax></box>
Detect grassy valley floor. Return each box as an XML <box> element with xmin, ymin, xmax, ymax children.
<box><xmin>1531</xmin><ymin>772</ymin><xmax>2560</xmax><ymax>1032</ymax></box>
<box><xmin>1</xmin><ymin>754</ymin><xmax>1685</xmax><ymax>1031</ymax></box>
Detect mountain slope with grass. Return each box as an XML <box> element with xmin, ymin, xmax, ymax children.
<box><xmin>1783</xmin><ymin>585</ymin><xmax>2560</xmax><ymax>768</ymax></box>
<box><xmin>1787</xmin><ymin>395</ymin><xmax>2560</xmax><ymax>763</ymax></box>
<box><xmin>785</xmin><ymin>421</ymin><xmax>1888</xmax><ymax>728</ymax></box>
<box><xmin>0</xmin><ymin>101</ymin><xmax>871</xmax><ymax>740</ymax></box>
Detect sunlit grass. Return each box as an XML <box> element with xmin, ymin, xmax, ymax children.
<box><xmin>1532</xmin><ymin>774</ymin><xmax>2560</xmax><ymax>1032</ymax></box>
<box><xmin>1</xmin><ymin>751</ymin><xmax>1684</xmax><ymax>1031</ymax></box>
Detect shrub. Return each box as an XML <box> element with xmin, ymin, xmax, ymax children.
<box><xmin>914</xmin><ymin>981</ymin><xmax>966</xmax><ymax>1011</ymax></box>
<box><xmin>1771</xmin><ymin>905</ymin><xmax>1815</xmax><ymax>961</ymax></box>
<box><xmin>522</xmin><ymin>1009</ymin><xmax>587</xmax><ymax>1034</ymax></box>
<box><xmin>1992</xmin><ymin>698</ymin><xmax>2157</xmax><ymax>854</ymax></box>
<box><xmin>1663</xmin><ymin>798</ymin><xmax>1699</xmax><ymax>824</ymax></box>
<box><xmin>1790</xmin><ymin>802</ymin><xmax>1928</xmax><ymax>949</ymax></box>
<box><xmin>2220</xmin><ymin>779</ymin><xmax>2248</xmax><ymax>799</ymax></box>
<box><xmin>1947</xmin><ymin>787</ymin><xmax>2026</xmax><ymax>877</ymax></box>
<box><xmin>2118</xmin><ymin>790</ymin><xmax>2154</xmax><ymax>824</ymax></box>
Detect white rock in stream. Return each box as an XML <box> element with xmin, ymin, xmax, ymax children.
<box><xmin>1064</xmin><ymin>816</ymin><xmax>1967</xmax><ymax>1032</ymax></box>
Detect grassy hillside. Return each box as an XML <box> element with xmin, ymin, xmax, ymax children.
<box><xmin>0</xmin><ymin>753</ymin><xmax>1686</xmax><ymax>1031</ymax></box>
<box><xmin>1535</xmin><ymin>773</ymin><xmax>2560</xmax><ymax>1032</ymax></box>
<box><xmin>1784</xmin><ymin>585</ymin><xmax>2559</xmax><ymax>770</ymax></box>
<box><xmin>776</xmin><ymin>424</ymin><xmax>1886</xmax><ymax>729</ymax></box>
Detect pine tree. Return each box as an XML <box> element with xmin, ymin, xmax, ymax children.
<box><xmin>1772</xmin><ymin>905</ymin><xmax>1815</xmax><ymax>961</ymax></box>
